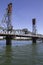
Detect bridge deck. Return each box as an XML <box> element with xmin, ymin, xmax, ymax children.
<box><xmin>0</xmin><ymin>33</ymin><xmax>43</xmax><ymax>38</ymax></box>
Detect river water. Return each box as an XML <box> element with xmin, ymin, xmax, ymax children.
<box><xmin>0</xmin><ymin>40</ymin><xmax>43</xmax><ymax>65</ymax></box>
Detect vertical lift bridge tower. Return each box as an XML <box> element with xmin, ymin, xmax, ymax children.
<box><xmin>32</xmin><ymin>19</ymin><xmax>37</xmax><ymax>43</ymax></box>
<box><xmin>6</xmin><ymin>3</ymin><xmax>13</xmax><ymax>45</ymax></box>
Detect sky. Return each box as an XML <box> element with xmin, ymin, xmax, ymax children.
<box><xmin>0</xmin><ymin>0</ymin><xmax>43</xmax><ymax>34</ymax></box>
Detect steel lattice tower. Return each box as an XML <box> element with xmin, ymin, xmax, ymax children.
<box><xmin>7</xmin><ymin>3</ymin><xmax>13</xmax><ymax>31</ymax></box>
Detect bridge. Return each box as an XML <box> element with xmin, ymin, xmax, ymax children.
<box><xmin>0</xmin><ymin>3</ymin><xmax>43</xmax><ymax>45</ymax></box>
<box><xmin>0</xmin><ymin>30</ymin><xmax>43</xmax><ymax>38</ymax></box>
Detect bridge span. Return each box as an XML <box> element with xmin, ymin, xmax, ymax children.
<box><xmin>0</xmin><ymin>33</ymin><xmax>43</xmax><ymax>39</ymax></box>
<box><xmin>0</xmin><ymin>32</ymin><xmax>43</xmax><ymax>44</ymax></box>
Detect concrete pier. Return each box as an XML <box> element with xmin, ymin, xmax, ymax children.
<box><xmin>32</xmin><ymin>37</ymin><xmax>36</xmax><ymax>43</ymax></box>
<box><xmin>6</xmin><ymin>36</ymin><xmax>12</xmax><ymax>45</ymax></box>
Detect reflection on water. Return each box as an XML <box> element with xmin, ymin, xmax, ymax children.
<box><xmin>0</xmin><ymin>40</ymin><xmax>43</xmax><ymax>65</ymax></box>
<box><xmin>5</xmin><ymin>45</ymin><xmax>12</xmax><ymax>65</ymax></box>
<box><xmin>0</xmin><ymin>45</ymin><xmax>12</xmax><ymax>65</ymax></box>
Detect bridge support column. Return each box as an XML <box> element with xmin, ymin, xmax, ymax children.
<box><xmin>32</xmin><ymin>37</ymin><xmax>36</xmax><ymax>43</ymax></box>
<box><xmin>42</xmin><ymin>38</ymin><xmax>43</xmax><ymax>43</ymax></box>
<box><xmin>6</xmin><ymin>36</ymin><xmax>12</xmax><ymax>45</ymax></box>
